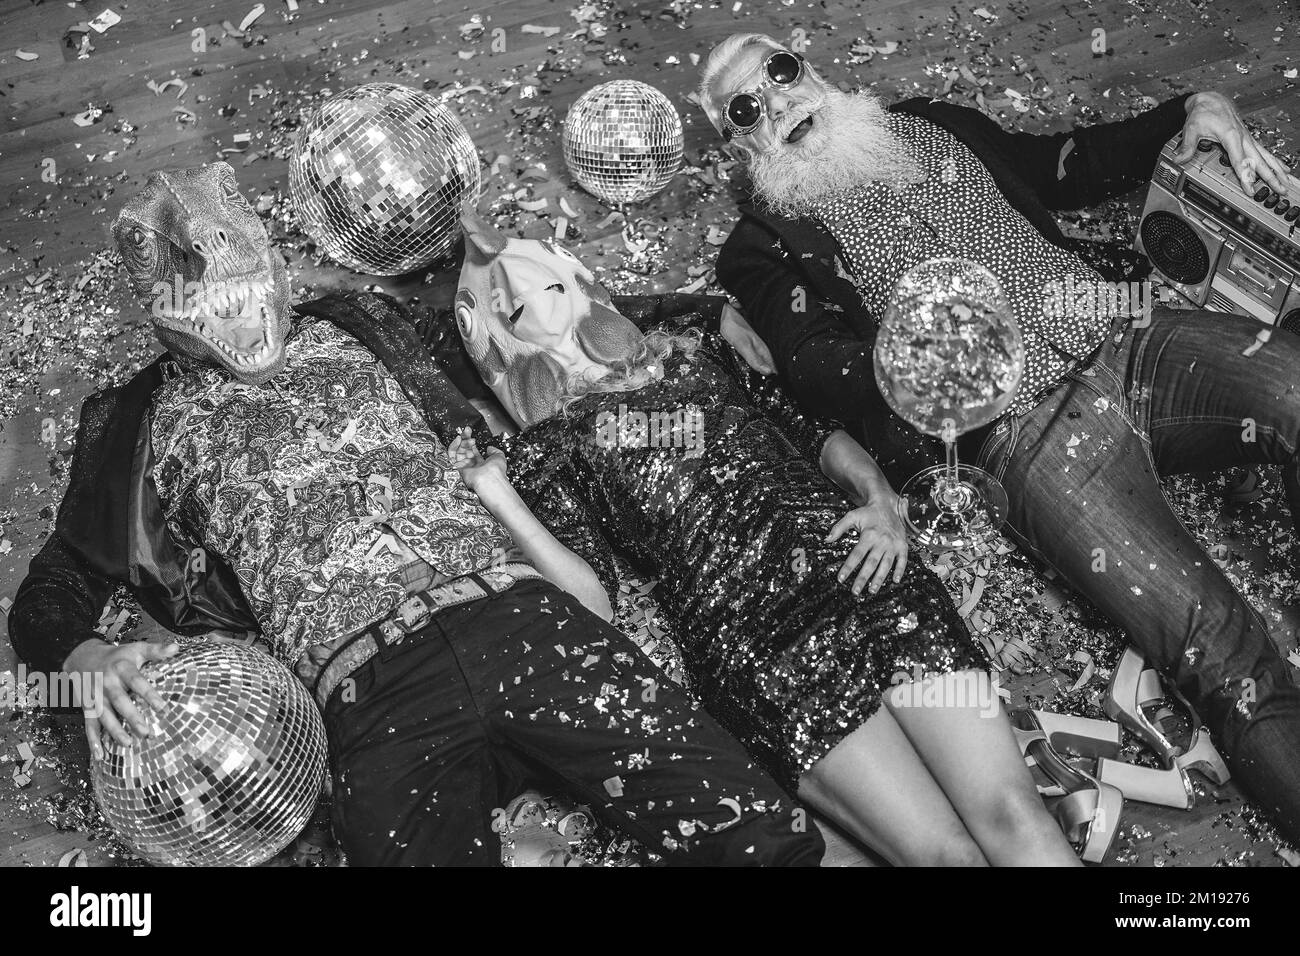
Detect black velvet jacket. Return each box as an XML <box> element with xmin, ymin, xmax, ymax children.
<box><xmin>715</xmin><ymin>93</ymin><xmax>1193</xmax><ymax>488</ymax></box>
<box><xmin>8</xmin><ymin>289</ymin><xmax>725</xmax><ymax>673</ymax></box>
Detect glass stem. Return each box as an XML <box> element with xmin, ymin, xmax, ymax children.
<box><xmin>941</xmin><ymin>417</ymin><xmax>959</xmax><ymax>487</ymax></box>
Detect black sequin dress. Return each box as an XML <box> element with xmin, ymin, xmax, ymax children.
<box><xmin>507</xmin><ymin>338</ymin><xmax>984</xmax><ymax>788</ymax></box>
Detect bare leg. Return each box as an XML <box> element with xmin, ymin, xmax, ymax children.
<box><xmin>796</xmin><ymin>705</ymin><xmax>989</xmax><ymax>866</ymax></box>
<box><xmin>887</xmin><ymin>670</ymin><xmax>1081</xmax><ymax>867</ymax></box>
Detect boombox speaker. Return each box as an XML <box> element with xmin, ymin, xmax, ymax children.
<box><xmin>1135</xmin><ymin>134</ymin><xmax>1300</xmax><ymax>335</ymax></box>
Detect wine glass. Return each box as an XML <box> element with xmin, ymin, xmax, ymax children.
<box><xmin>873</xmin><ymin>258</ymin><xmax>1024</xmax><ymax>551</ymax></box>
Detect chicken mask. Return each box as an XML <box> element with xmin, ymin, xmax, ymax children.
<box><xmin>454</xmin><ymin>211</ymin><xmax>644</xmax><ymax>428</ymax></box>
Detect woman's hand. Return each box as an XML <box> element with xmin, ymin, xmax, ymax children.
<box><xmin>720</xmin><ymin>302</ymin><xmax>776</xmax><ymax>376</ymax></box>
<box><xmin>63</xmin><ymin>638</ymin><xmax>179</xmax><ymax>758</ymax></box>
<box><xmin>825</xmin><ymin>494</ymin><xmax>909</xmax><ymax>596</ymax></box>
<box><xmin>449</xmin><ymin>428</ymin><xmax>509</xmax><ymax>494</ymax></box>
<box><xmin>448</xmin><ymin>429</ymin><xmax>613</xmax><ymax>622</ymax></box>
<box><xmin>1175</xmin><ymin>91</ymin><xmax>1299</xmax><ymax>196</ymax></box>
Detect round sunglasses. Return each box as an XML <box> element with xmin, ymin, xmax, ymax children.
<box><xmin>721</xmin><ymin>50</ymin><xmax>807</xmax><ymax>141</ymax></box>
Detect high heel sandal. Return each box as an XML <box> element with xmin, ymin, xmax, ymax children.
<box><xmin>1011</xmin><ymin>709</ymin><xmax>1117</xmax><ymax>797</ymax></box>
<box><xmin>1095</xmin><ymin>757</ymin><xmax>1194</xmax><ymax>810</ymax></box>
<box><xmin>1178</xmin><ymin>726</ymin><xmax>1231</xmax><ymax>786</ymax></box>
<box><xmin>1011</xmin><ymin>712</ymin><xmax>1124</xmax><ymax>863</ymax></box>
<box><xmin>1020</xmin><ymin>708</ymin><xmax>1122</xmax><ymax>760</ymax></box>
<box><xmin>1138</xmin><ymin>662</ymin><xmax>1232</xmax><ymax>784</ymax></box>
<box><xmin>1016</xmin><ymin>708</ymin><xmax>1196</xmax><ymax>810</ymax></box>
<box><xmin>1146</xmin><ymin>667</ymin><xmax>1233</xmax><ymax>786</ymax></box>
<box><xmin>1105</xmin><ymin>647</ymin><xmax>1180</xmax><ymax>766</ymax></box>
<box><xmin>1107</xmin><ymin>648</ymin><xmax>1232</xmax><ymax>785</ymax></box>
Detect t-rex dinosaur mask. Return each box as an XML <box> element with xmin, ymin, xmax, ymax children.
<box><xmin>112</xmin><ymin>162</ymin><xmax>292</xmax><ymax>385</ymax></box>
<box><xmin>455</xmin><ymin>211</ymin><xmax>644</xmax><ymax>428</ymax></box>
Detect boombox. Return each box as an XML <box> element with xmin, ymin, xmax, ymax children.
<box><xmin>1134</xmin><ymin>134</ymin><xmax>1300</xmax><ymax>333</ymax></box>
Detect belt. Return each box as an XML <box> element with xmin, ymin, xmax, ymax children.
<box><xmin>312</xmin><ymin>562</ymin><xmax>544</xmax><ymax>709</ymax></box>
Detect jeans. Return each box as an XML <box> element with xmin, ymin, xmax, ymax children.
<box><xmin>323</xmin><ymin>578</ymin><xmax>824</xmax><ymax>866</ymax></box>
<box><xmin>977</xmin><ymin>306</ymin><xmax>1300</xmax><ymax>842</ymax></box>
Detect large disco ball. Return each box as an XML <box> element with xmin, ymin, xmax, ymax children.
<box><xmin>91</xmin><ymin>640</ymin><xmax>327</xmax><ymax>867</ymax></box>
<box><xmin>562</xmin><ymin>80</ymin><xmax>683</xmax><ymax>205</ymax></box>
<box><xmin>290</xmin><ymin>82</ymin><xmax>481</xmax><ymax>274</ymax></box>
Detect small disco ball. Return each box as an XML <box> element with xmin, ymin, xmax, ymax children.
<box><xmin>562</xmin><ymin>80</ymin><xmax>683</xmax><ymax>205</ymax></box>
<box><xmin>91</xmin><ymin>640</ymin><xmax>327</xmax><ymax>867</ymax></box>
<box><xmin>290</xmin><ymin>82</ymin><xmax>481</xmax><ymax>275</ymax></box>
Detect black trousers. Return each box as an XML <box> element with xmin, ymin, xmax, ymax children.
<box><xmin>323</xmin><ymin>578</ymin><xmax>824</xmax><ymax>866</ymax></box>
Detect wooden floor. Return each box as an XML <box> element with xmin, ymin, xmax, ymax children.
<box><xmin>2</xmin><ymin>0</ymin><xmax>1299</xmax><ymax>867</ymax></box>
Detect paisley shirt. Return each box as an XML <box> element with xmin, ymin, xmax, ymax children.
<box><xmin>809</xmin><ymin>112</ymin><xmax>1119</xmax><ymax>415</ymax></box>
<box><xmin>150</xmin><ymin>320</ymin><xmax>515</xmax><ymax>662</ymax></box>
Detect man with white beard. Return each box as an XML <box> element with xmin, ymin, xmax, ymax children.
<box><xmin>701</xmin><ymin>32</ymin><xmax>1300</xmax><ymax>845</ymax></box>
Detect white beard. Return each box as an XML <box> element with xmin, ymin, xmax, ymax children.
<box><xmin>749</xmin><ymin>88</ymin><xmax>924</xmax><ymax>218</ymax></box>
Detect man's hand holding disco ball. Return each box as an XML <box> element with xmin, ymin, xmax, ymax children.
<box><xmin>66</xmin><ymin>627</ymin><xmax>262</xmax><ymax>755</ymax></box>
<box><xmin>63</xmin><ymin>638</ymin><xmax>179</xmax><ymax>756</ymax></box>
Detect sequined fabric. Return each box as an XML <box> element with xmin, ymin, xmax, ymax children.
<box><xmin>809</xmin><ymin>113</ymin><xmax>1117</xmax><ymax>414</ymax></box>
<box><xmin>150</xmin><ymin>319</ymin><xmax>514</xmax><ymax>662</ymax></box>
<box><xmin>507</xmin><ymin>340</ymin><xmax>983</xmax><ymax>787</ymax></box>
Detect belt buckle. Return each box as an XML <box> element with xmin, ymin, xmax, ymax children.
<box><xmin>395</xmin><ymin>594</ymin><xmax>432</xmax><ymax>632</ymax></box>
<box><xmin>480</xmin><ymin>568</ymin><xmax>515</xmax><ymax>592</ymax></box>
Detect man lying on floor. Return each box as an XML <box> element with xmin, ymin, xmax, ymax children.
<box><xmin>6</xmin><ymin>162</ymin><xmax>823</xmax><ymax>867</ymax></box>
<box><xmin>698</xmin><ymin>32</ymin><xmax>1300</xmax><ymax>844</ymax></box>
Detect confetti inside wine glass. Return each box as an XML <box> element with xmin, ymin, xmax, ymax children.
<box><xmin>873</xmin><ymin>258</ymin><xmax>1024</xmax><ymax>551</ymax></box>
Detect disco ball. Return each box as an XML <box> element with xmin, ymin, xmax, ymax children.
<box><xmin>562</xmin><ymin>80</ymin><xmax>683</xmax><ymax>205</ymax></box>
<box><xmin>290</xmin><ymin>82</ymin><xmax>481</xmax><ymax>275</ymax></box>
<box><xmin>91</xmin><ymin>640</ymin><xmax>327</xmax><ymax>867</ymax></box>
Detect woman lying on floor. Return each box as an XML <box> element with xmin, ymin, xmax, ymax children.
<box><xmin>439</xmin><ymin>212</ymin><xmax>1108</xmax><ymax>866</ymax></box>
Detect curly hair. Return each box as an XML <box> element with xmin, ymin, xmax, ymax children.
<box><xmin>556</xmin><ymin>327</ymin><xmax>703</xmax><ymax>415</ymax></box>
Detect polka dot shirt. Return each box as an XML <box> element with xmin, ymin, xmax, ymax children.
<box><xmin>809</xmin><ymin>112</ymin><xmax>1115</xmax><ymax>414</ymax></box>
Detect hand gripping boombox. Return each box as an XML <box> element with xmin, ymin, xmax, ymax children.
<box><xmin>1135</xmin><ymin>134</ymin><xmax>1300</xmax><ymax>332</ymax></box>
